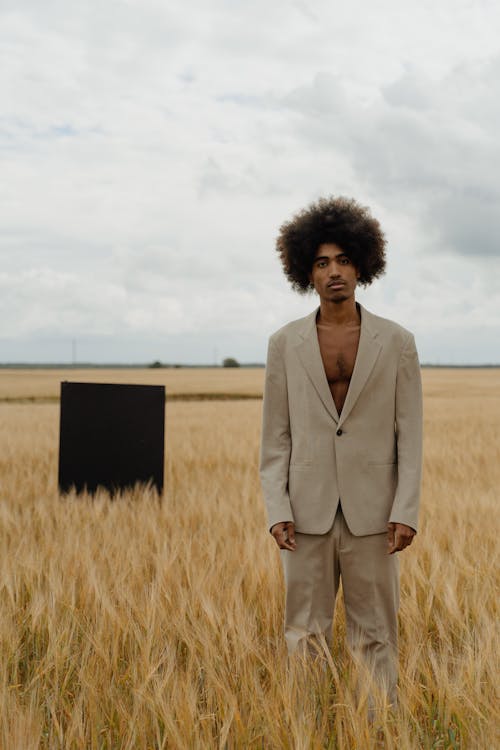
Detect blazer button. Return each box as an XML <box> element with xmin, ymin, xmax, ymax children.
<box><xmin>336</xmin><ymin>428</ymin><xmax>343</xmax><ymax>436</ymax></box>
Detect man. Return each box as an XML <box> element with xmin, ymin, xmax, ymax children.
<box><xmin>259</xmin><ymin>196</ymin><xmax>423</xmax><ymax>708</ymax></box>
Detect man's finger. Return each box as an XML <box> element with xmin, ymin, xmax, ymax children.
<box><xmin>395</xmin><ymin>529</ymin><xmax>404</xmax><ymax>551</ymax></box>
<box><xmin>271</xmin><ymin>523</ymin><xmax>285</xmax><ymax>544</ymax></box>
<box><xmin>279</xmin><ymin>521</ymin><xmax>296</xmax><ymax>550</ymax></box>
<box><xmin>399</xmin><ymin>533</ymin><xmax>414</xmax><ymax>549</ymax></box>
<box><xmin>388</xmin><ymin>522</ymin><xmax>416</xmax><ymax>554</ymax></box>
<box><xmin>390</xmin><ymin>529</ymin><xmax>406</xmax><ymax>553</ymax></box>
<box><xmin>390</xmin><ymin>529</ymin><xmax>415</xmax><ymax>553</ymax></box>
<box><xmin>271</xmin><ymin>522</ymin><xmax>296</xmax><ymax>551</ymax></box>
<box><xmin>284</xmin><ymin>522</ymin><xmax>296</xmax><ymax>550</ymax></box>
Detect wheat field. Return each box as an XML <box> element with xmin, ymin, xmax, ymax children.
<box><xmin>0</xmin><ymin>368</ymin><xmax>265</xmax><ymax>402</ymax></box>
<box><xmin>0</xmin><ymin>369</ymin><xmax>498</xmax><ymax>748</ymax></box>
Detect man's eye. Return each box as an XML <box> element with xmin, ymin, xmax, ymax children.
<box><xmin>340</xmin><ymin>257</ymin><xmax>350</xmax><ymax>264</ymax></box>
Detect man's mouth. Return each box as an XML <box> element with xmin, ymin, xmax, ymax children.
<box><xmin>327</xmin><ymin>281</ymin><xmax>345</xmax><ymax>288</ymax></box>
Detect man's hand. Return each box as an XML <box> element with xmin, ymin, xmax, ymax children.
<box><xmin>271</xmin><ymin>521</ymin><xmax>296</xmax><ymax>551</ymax></box>
<box><xmin>387</xmin><ymin>522</ymin><xmax>416</xmax><ymax>554</ymax></box>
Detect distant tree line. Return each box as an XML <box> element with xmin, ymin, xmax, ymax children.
<box><xmin>148</xmin><ymin>358</ymin><xmax>241</xmax><ymax>369</ymax></box>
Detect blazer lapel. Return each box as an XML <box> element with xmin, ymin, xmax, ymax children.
<box><xmin>295</xmin><ymin>303</ymin><xmax>383</xmax><ymax>426</ymax></box>
<box><xmin>295</xmin><ymin>308</ymin><xmax>340</xmax><ymax>423</ymax></box>
<box><xmin>338</xmin><ymin>303</ymin><xmax>382</xmax><ymax>426</ymax></box>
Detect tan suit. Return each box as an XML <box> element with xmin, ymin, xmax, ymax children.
<box><xmin>259</xmin><ymin>303</ymin><xmax>423</xmax><ymax>706</ymax></box>
<box><xmin>260</xmin><ymin>303</ymin><xmax>423</xmax><ymax>536</ymax></box>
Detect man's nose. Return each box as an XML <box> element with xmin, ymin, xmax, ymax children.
<box><xmin>329</xmin><ymin>264</ymin><xmax>341</xmax><ymax>277</ymax></box>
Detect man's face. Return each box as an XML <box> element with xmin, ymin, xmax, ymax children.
<box><xmin>309</xmin><ymin>243</ymin><xmax>360</xmax><ymax>303</ymax></box>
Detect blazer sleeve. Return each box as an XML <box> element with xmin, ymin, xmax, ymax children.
<box><xmin>259</xmin><ymin>335</ymin><xmax>294</xmax><ymax>531</ymax></box>
<box><xmin>389</xmin><ymin>333</ymin><xmax>423</xmax><ymax>532</ymax></box>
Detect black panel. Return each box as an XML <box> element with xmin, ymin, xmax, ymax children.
<box><xmin>58</xmin><ymin>381</ymin><xmax>165</xmax><ymax>496</ymax></box>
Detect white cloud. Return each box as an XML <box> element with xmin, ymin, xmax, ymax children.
<box><xmin>283</xmin><ymin>59</ymin><xmax>500</xmax><ymax>256</ymax></box>
<box><xmin>1</xmin><ymin>0</ymin><xmax>499</xmax><ymax>363</ymax></box>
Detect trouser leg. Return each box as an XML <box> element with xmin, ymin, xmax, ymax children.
<box><xmin>280</xmin><ymin>508</ymin><xmax>342</xmax><ymax>656</ymax></box>
<box><xmin>337</xmin><ymin>510</ymin><xmax>400</xmax><ymax>708</ymax></box>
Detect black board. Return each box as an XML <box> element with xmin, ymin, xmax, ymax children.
<box><xmin>58</xmin><ymin>381</ymin><xmax>165</xmax><ymax>496</ymax></box>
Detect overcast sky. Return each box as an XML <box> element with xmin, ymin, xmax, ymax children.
<box><xmin>1</xmin><ymin>0</ymin><xmax>499</xmax><ymax>364</ymax></box>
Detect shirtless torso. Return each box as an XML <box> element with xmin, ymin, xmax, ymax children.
<box><xmin>316</xmin><ymin>313</ymin><xmax>361</xmax><ymax>416</ymax></box>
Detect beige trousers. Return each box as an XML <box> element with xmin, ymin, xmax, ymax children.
<box><xmin>280</xmin><ymin>505</ymin><xmax>400</xmax><ymax>706</ymax></box>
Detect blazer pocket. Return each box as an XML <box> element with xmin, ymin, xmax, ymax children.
<box><xmin>289</xmin><ymin>461</ymin><xmax>313</xmax><ymax>470</ymax></box>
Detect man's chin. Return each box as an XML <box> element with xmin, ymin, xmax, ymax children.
<box><xmin>328</xmin><ymin>292</ymin><xmax>350</xmax><ymax>303</ymax></box>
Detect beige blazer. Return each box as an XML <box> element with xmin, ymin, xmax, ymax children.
<box><xmin>259</xmin><ymin>303</ymin><xmax>423</xmax><ymax>536</ymax></box>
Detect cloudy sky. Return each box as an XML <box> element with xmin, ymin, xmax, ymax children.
<box><xmin>1</xmin><ymin>0</ymin><xmax>499</xmax><ymax>364</ymax></box>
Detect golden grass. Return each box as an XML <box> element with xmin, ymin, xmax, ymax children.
<box><xmin>0</xmin><ymin>368</ymin><xmax>265</xmax><ymax>401</ymax></box>
<box><xmin>0</xmin><ymin>370</ymin><xmax>499</xmax><ymax>748</ymax></box>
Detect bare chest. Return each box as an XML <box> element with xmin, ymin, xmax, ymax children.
<box><xmin>316</xmin><ymin>323</ymin><xmax>361</xmax><ymax>411</ymax></box>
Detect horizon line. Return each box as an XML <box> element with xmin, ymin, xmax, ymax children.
<box><xmin>1</xmin><ymin>362</ymin><xmax>500</xmax><ymax>370</ymax></box>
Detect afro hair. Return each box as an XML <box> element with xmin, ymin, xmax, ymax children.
<box><xmin>276</xmin><ymin>196</ymin><xmax>387</xmax><ymax>293</ymax></box>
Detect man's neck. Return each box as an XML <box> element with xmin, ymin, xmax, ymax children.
<box><xmin>317</xmin><ymin>298</ymin><xmax>360</xmax><ymax>326</ymax></box>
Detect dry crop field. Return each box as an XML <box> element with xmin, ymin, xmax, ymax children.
<box><xmin>0</xmin><ymin>368</ymin><xmax>265</xmax><ymax>402</ymax></box>
<box><xmin>0</xmin><ymin>368</ymin><xmax>498</xmax><ymax>749</ymax></box>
